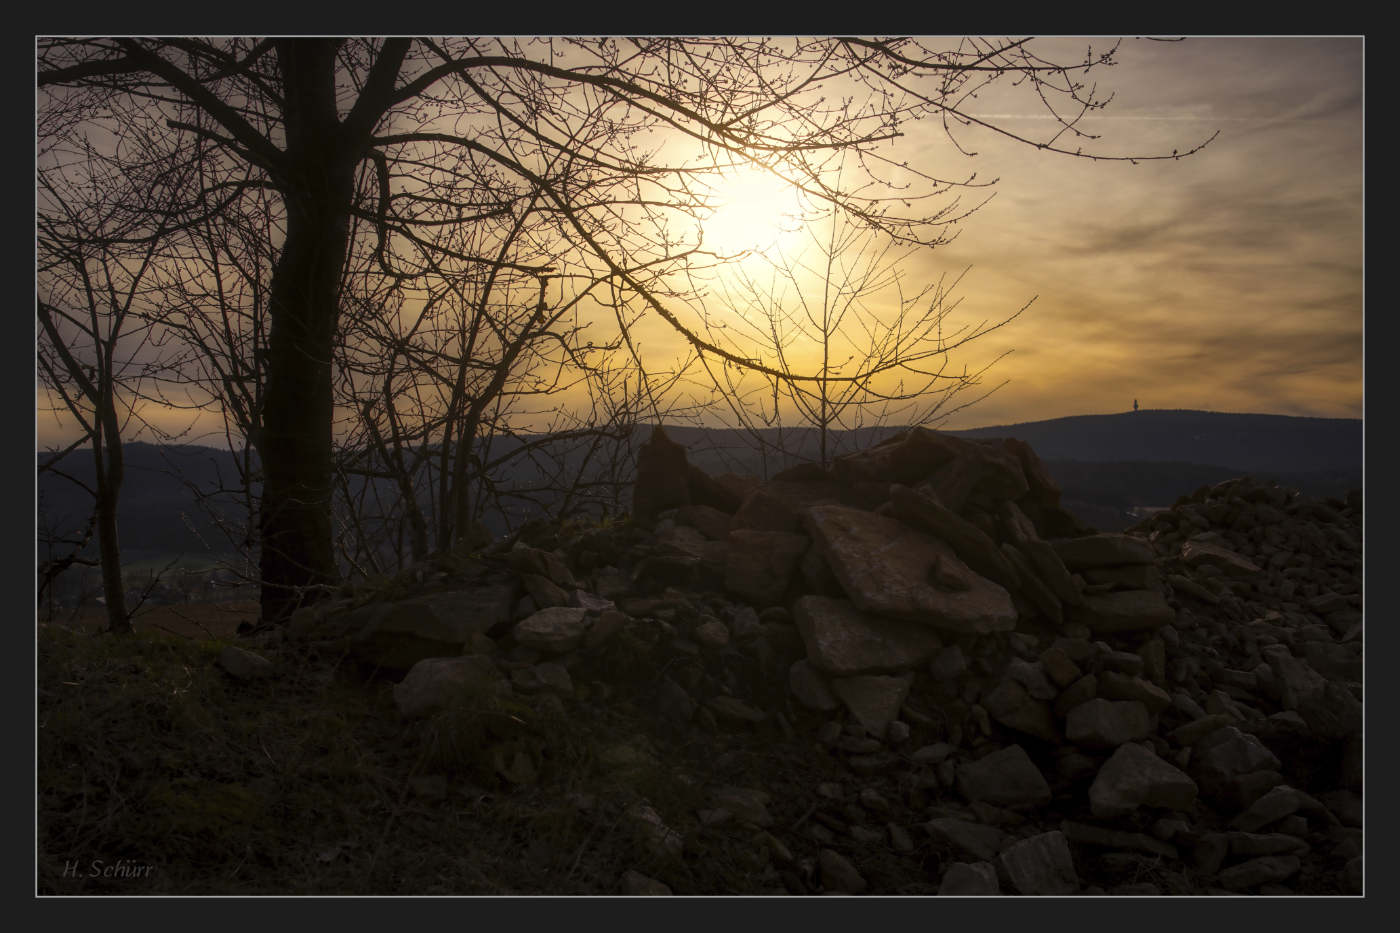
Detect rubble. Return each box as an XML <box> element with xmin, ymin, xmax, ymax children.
<box><xmin>278</xmin><ymin>426</ymin><xmax>1363</xmax><ymax>895</ymax></box>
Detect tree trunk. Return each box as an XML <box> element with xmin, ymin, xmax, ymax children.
<box><xmin>93</xmin><ymin>425</ymin><xmax>130</xmax><ymax>635</ymax></box>
<box><xmin>257</xmin><ymin>40</ymin><xmax>356</xmax><ymax>624</ymax></box>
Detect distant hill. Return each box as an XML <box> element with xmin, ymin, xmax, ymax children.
<box><xmin>37</xmin><ymin>409</ymin><xmax>1363</xmax><ymax>573</ymax></box>
<box><xmin>945</xmin><ymin>409</ymin><xmax>1361</xmax><ymax>474</ymax></box>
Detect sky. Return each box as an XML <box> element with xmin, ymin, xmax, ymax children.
<box><xmin>883</xmin><ymin>36</ymin><xmax>1364</xmax><ymax>428</ymax></box>
<box><xmin>35</xmin><ymin>37</ymin><xmax>1364</xmax><ymax>450</ymax></box>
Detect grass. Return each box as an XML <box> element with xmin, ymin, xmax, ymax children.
<box><xmin>34</xmin><ymin>607</ymin><xmax>829</xmax><ymax>896</ymax></box>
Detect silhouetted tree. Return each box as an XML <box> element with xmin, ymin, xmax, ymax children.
<box><xmin>690</xmin><ymin>193</ymin><xmax>1029</xmax><ymax>469</ymax></box>
<box><xmin>38</xmin><ymin>37</ymin><xmax>1214</xmax><ymax>624</ymax></box>
<box><xmin>37</xmin><ymin>145</ymin><xmax>196</xmax><ymax>633</ymax></box>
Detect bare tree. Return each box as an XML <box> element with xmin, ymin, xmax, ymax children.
<box><xmin>37</xmin><ymin>37</ymin><xmax>1214</xmax><ymax>624</ymax></box>
<box><xmin>689</xmin><ymin>197</ymin><xmax>1030</xmax><ymax>470</ymax></box>
<box><xmin>36</xmin><ymin>143</ymin><xmax>195</xmax><ymax>633</ymax></box>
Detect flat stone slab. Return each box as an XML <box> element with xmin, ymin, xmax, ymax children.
<box><xmin>793</xmin><ymin>595</ymin><xmax>944</xmax><ymax>675</ymax></box>
<box><xmin>1051</xmin><ymin>533</ymin><xmax>1156</xmax><ymax>569</ymax></box>
<box><xmin>804</xmin><ymin>504</ymin><xmax>1016</xmax><ymax>635</ymax></box>
<box><xmin>1070</xmin><ymin>588</ymin><xmax>1175</xmax><ymax>633</ymax></box>
<box><xmin>1182</xmin><ymin>540</ymin><xmax>1261</xmax><ymax>576</ymax></box>
<box><xmin>888</xmin><ymin>484</ymin><xmax>1019</xmax><ymax>589</ymax></box>
<box><xmin>513</xmin><ymin>606</ymin><xmax>589</xmax><ymax>654</ymax></box>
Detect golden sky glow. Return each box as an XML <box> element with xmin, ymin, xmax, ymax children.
<box><xmin>36</xmin><ymin>37</ymin><xmax>1364</xmax><ymax>451</ymax></box>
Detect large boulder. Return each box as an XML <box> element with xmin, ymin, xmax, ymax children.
<box><xmin>632</xmin><ymin>426</ymin><xmax>692</xmax><ymax>523</ymax></box>
<box><xmin>831</xmin><ymin>427</ymin><xmax>963</xmax><ymax>485</ymax></box>
<box><xmin>804</xmin><ymin>504</ymin><xmax>1017</xmax><ymax>635</ymax></box>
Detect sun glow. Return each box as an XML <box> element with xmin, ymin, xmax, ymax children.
<box><xmin>699</xmin><ymin>166</ymin><xmax>810</xmax><ymax>257</ymax></box>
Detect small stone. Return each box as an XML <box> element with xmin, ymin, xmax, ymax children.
<box><xmin>818</xmin><ymin>848</ymin><xmax>868</xmax><ymax>894</ymax></box>
<box><xmin>1039</xmin><ymin>645</ymin><xmax>1082</xmax><ymax>688</ymax></box>
<box><xmin>858</xmin><ymin>787</ymin><xmax>892</xmax><ymax>815</ymax></box>
<box><xmin>929</xmin><ymin>644</ymin><xmax>968</xmax><ymax>682</ymax></box>
<box><xmin>1053</xmin><ymin>673</ymin><xmax>1098</xmax><ymax>718</ymax></box>
<box><xmin>1065</xmin><ymin>699</ymin><xmax>1153</xmax><ymax>749</ymax></box>
<box><xmin>1112</xmin><ymin>882</ymin><xmax>1161</xmax><ymax>896</ymax></box>
<box><xmin>1007</xmin><ymin>657</ymin><xmax>1059</xmax><ymax>701</ymax></box>
<box><xmin>829</xmin><ymin>673</ymin><xmax>914</xmax><ymax>736</ymax></box>
<box><xmin>999</xmin><ymin>831</ymin><xmax>1079</xmax><ymax>895</ymax></box>
<box><xmin>1089</xmin><ymin>742</ymin><xmax>1198</xmax><ymax>819</ymax></box>
<box><xmin>531</xmin><ymin>661</ymin><xmax>573</xmax><ymax>695</ymax></box>
<box><xmin>1227</xmin><ymin>832</ymin><xmax>1308</xmax><ymax>858</ymax></box>
<box><xmin>888</xmin><ymin>823</ymin><xmax>915</xmax><ymax>853</ymax></box>
<box><xmin>911</xmin><ymin>742</ymin><xmax>955</xmax><ymax>765</ymax></box>
<box><xmin>693</xmin><ymin>617</ymin><xmax>730</xmax><ymax>648</ymax></box>
<box><xmin>925</xmin><ymin>817</ymin><xmax>1006</xmax><ymax>861</ymax></box>
<box><xmin>982</xmin><ymin>678</ymin><xmax>1058</xmax><ymax>742</ymax></box>
<box><xmin>1168</xmin><ymin>714</ymin><xmax>1233</xmax><ymax>747</ymax></box>
<box><xmin>1061</xmin><ymin>820</ymin><xmax>1177</xmax><ymax>859</ymax></box>
<box><xmin>393</xmin><ymin>655</ymin><xmax>508</xmax><ymax>719</ymax></box>
<box><xmin>1230</xmin><ymin>785</ymin><xmax>1300</xmax><ymax>832</ymax></box>
<box><xmin>620</xmin><ymin>869</ymin><xmax>672</xmax><ymax>895</ymax></box>
<box><xmin>1096</xmin><ymin>671</ymin><xmax>1171</xmax><ymax>714</ymax></box>
<box><xmin>584</xmin><ymin>609</ymin><xmax>627</xmax><ymax>649</ymax></box>
<box><xmin>706</xmin><ymin>695</ymin><xmax>767</xmax><ymax>724</ymax></box>
<box><xmin>217</xmin><ymin>645</ymin><xmax>274</xmax><ymax>681</ymax></box>
<box><xmin>626</xmin><ymin>802</ymin><xmax>684</xmax><ymax>861</ymax></box>
<box><xmin>956</xmin><ymin>744</ymin><xmax>1052</xmax><ymax>809</ymax></box>
<box><xmin>1216</xmin><ymin>855</ymin><xmax>1300</xmax><ymax>891</ymax></box>
<box><xmin>761</xmin><ymin>831</ymin><xmax>794</xmax><ymax>864</ymax></box>
<box><xmin>711</xmin><ymin>787</ymin><xmax>773</xmax><ymax>827</ymax></box>
<box><xmin>513</xmin><ymin>606</ymin><xmax>589</xmax><ymax>653</ymax></box>
<box><xmin>789</xmin><ymin>660</ymin><xmax>840</xmax><ymax>712</ymax></box>
<box><xmin>1193</xmin><ymin>833</ymin><xmax>1229</xmax><ymax>875</ymax></box>
<box><xmin>938</xmin><ymin>861</ymin><xmax>1000</xmax><ymax>895</ymax></box>
<box><xmin>655</xmin><ymin>677</ymin><xmax>694</xmax><ymax>724</ymax></box>
<box><xmin>1343</xmin><ymin>857</ymin><xmax>1362</xmax><ymax>894</ymax></box>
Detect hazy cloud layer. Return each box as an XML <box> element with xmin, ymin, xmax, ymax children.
<box><xmin>897</xmin><ymin>37</ymin><xmax>1362</xmax><ymax>428</ymax></box>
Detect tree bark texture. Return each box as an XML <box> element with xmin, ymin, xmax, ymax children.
<box><xmin>257</xmin><ymin>40</ymin><xmax>356</xmax><ymax>623</ymax></box>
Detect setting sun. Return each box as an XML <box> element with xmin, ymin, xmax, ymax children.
<box><xmin>699</xmin><ymin>165</ymin><xmax>810</xmax><ymax>256</ymax></box>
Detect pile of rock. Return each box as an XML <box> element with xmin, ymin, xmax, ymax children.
<box><xmin>263</xmin><ymin>426</ymin><xmax>1362</xmax><ymax>896</ymax></box>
